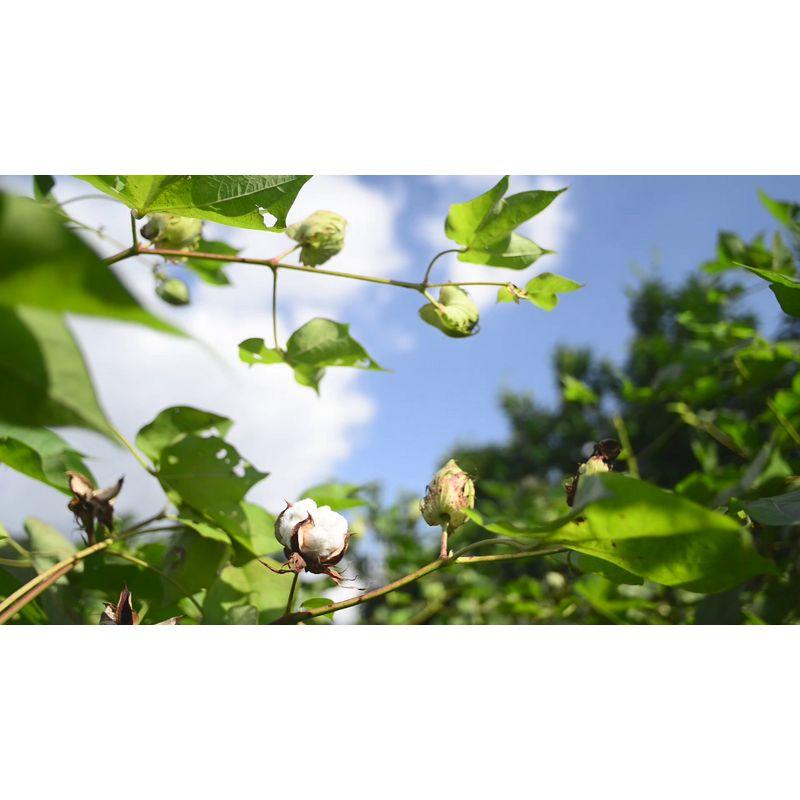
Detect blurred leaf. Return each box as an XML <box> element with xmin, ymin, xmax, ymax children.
<box><xmin>238</xmin><ymin>338</ymin><xmax>284</xmax><ymax>366</ymax></box>
<box><xmin>759</xmin><ymin>189</ymin><xmax>800</xmax><ymax>237</ymax></box>
<box><xmin>743</xmin><ymin>491</ymin><xmax>800</xmax><ymax>526</ymax></box>
<box><xmin>0</xmin><ymin>422</ymin><xmax>93</xmax><ymax>493</ymax></box>
<box><xmin>33</xmin><ymin>176</ymin><xmax>55</xmax><ymax>201</ymax></box>
<box><xmin>561</xmin><ymin>375</ymin><xmax>598</xmax><ymax>405</ymax></box>
<box><xmin>542</xmin><ymin>474</ymin><xmax>776</xmax><ymax>593</ymax></box>
<box><xmin>76</xmin><ymin>175</ymin><xmax>311</xmax><ymax>231</ymax></box>
<box><xmin>301</xmin><ymin>597</ymin><xmax>333</xmax><ymax>610</ymax></box>
<box><xmin>136</xmin><ymin>406</ymin><xmax>232</xmax><ymax>465</ymax></box>
<box><xmin>300</xmin><ymin>482</ymin><xmax>367</xmax><ymax>511</ymax></box>
<box><xmin>25</xmin><ymin>518</ymin><xmax>77</xmax><ymax>577</ymax></box>
<box><xmin>0</xmin><ymin>194</ymin><xmax>180</xmax><ymax>334</ymax></box>
<box><xmin>204</xmin><ymin>558</ymin><xmax>289</xmax><ymax>623</ymax></box>
<box><xmin>162</xmin><ymin>529</ymin><xmax>229</xmax><ymax>603</ymax></box>
<box><xmin>184</xmin><ymin>240</ymin><xmax>239</xmax><ymax>285</ymax></box>
<box><xmin>0</xmin><ymin>306</ymin><xmax>113</xmax><ymax>437</ymax></box>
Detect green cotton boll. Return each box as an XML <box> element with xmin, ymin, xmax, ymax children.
<box><xmin>418</xmin><ymin>285</ymin><xmax>480</xmax><ymax>338</ymax></box>
<box><xmin>156</xmin><ymin>278</ymin><xmax>190</xmax><ymax>306</ymax></box>
<box><xmin>141</xmin><ymin>213</ymin><xmax>203</xmax><ymax>251</ymax></box>
<box><xmin>420</xmin><ymin>459</ymin><xmax>476</xmax><ymax>530</ymax></box>
<box><xmin>285</xmin><ymin>210</ymin><xmax>347</xmax><ymax>266</ymax></box>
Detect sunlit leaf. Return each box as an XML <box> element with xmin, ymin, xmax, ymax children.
<box><xmin>204</xmin><ymin>558</ymin><xmax>289</xmax><ymax>624</ymax></box>
<box><xmin>136</xmin><ymin>406</ymin><xmax>232</xmax><ymax>465</ymax></box>
<box><xmin>76</xmin><ymin>175</ymin><xmax>311</xmax><ymax>231</ymax></box>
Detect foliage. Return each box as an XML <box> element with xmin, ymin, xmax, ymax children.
<box><xmin>0</xmin><ymin>175</ymin><xmax>797</xmax><ymax>625</ymax></box>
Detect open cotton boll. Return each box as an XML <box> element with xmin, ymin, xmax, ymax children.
<box><xmin>300</xmin><ymin>505</ymin><xmax>348</xmax><ymax>561</ymax></box>
<box><xmin>276</xmin><ymin>498</ymin><xmax>319</xmax><ymax>548</ymax></box>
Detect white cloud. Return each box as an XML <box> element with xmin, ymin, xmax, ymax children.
<box><xmin>421</xmin><ymin>175</ymin><xmax>576</xmax><ymax>311</ymax></box>
<box><xmin>0</xmin><ymin>176</ymin><xmax>405</xmax><ymax>534</ymax></box>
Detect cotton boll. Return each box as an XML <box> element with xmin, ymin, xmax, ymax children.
<box><xmin>299</xmin><ymin>505</ymin><xmax>348</xmax><ymax>561</ymax></box>
<box><xmin>276</xmin><ymin>498</ymin><xmax>318</xmax><ymax>548</ymax></box>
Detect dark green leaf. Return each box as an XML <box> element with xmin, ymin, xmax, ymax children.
<box><xmin>739</xmin><ymin>264</ymin><xmax>800</xmax><ymax>317</ymax></box>
<box><xmin>204</xmin><ymin>558</ymin><xmax>289</xmax><ymax>623</ymax></box>
<box><xmin>743</xmin><ymin>491</ymin><xmax>800</xmax><ymax>526</ymax></box>
<box><xmin>76</xmin><ymin>175</ymin><xmax>311</xmax><ymax>231</ymax></box>
<box><xmin>33</xmin><ymin>176</ymin><xmax>55</xmax><ymax>201</ymax></box>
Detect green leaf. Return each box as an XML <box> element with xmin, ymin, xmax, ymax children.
<box><xmin>542</xmin><ymin>474</ymin><xmax>775</xmax><ymax>593</ymax></box>
<box><xmin>499</xmin><ymin>272</ymin><xmax>583</xmax><ymax>310</ymax></box>
<box><xmin>0</xmin><ymin>194</ymin><xmax>180</xmax><ymax>334</ymax></box>
<box><xmin>0</xmin><ymin>423</ymin><xmax>94</xmax><ymax>493</ymax></box>
<box><xmin>25</xmin><ymin>518</ymin><xmax>77</xmax><ymax>577</ymax></box>
<box><xmin>33</xmin><ymin>176</ymin><xmax>55</xmax><ymax>201</ymax></box>
<box><xmin>76</xmin><ymin>175</ymin><xmax>311</xmax><ymax>232</ymax></box>
<box><xmin>241</xmin><ymin>319</ymin><xmax>384</xmax><ymax>393</ymax></box>
<box><xmin>184</xmin><ymin>240</ymin><xmax>239</xmax><ymax>286</ymax></box>
<box><xmin>445</xmin><ymin>177</ymin><xmax>564</xmax><ymax>269</ymax></box>
<box><xmin>574</xmin><ymin>554</ymin><xmax>644</xmax><ymax>586</ymax></box>
<box><xmin>299</xmin><ymin>482</ymin><xmax>367</xmax><ymax>511</ymax></box>
<box><xmin>459</xmin><ymin>233</ymin><xmax>549</xmax><ymax>270</ymax></box>
<box><xmin>161</xmin><ymin>529</ymin><xmax>229</xmax><ymax>604</ymax></box>
<box><xmin>136</xmin><ymin>406</ymin><xmax>233</xmax><ymax>465</ymax></box>
<box><xmin>759</xmin><ymin>189</ymin><xmax>800</xmax><ymax>235</ymax></box>
<box><xmin>204</xmin><ymin>558</ymin><xmax>289</xmax><ymax>624</ymax></box>
<box><xmin>743</xmin><ymin>491</ymin><xmax>800</xmax><ymax>526</ymax></box>
<box><xmin>0</xmin><ymin>306</ymin><xmax>113</xmax><ymax>437</ymax></box>
<box><xmin>301</xmin><ymin>597</ymin><xmax>333</xmax><ymax>610</ymax></box>
<box><xmin>739</xmin><ymin>264</ymin><xmax>800</xmax><ymax>317</ymax></box>
<box><xmin>238</xmin><ymin>338</ymin><xmax>285</xmax><ymax>366</ymax></box>
<box><xmin>561</xmin><ymin>375</ymin><xmax>598</xmax><ymax>405</ymax></box>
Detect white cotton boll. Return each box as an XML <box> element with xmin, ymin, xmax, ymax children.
<box><xmin>300</xmin><ymin>505</ymin><xmax>348</xmax><ymax>561</ymax></box>
<box><xmin>276</xmin><ymin>498</ymin><xmax>318</xmax><ymax>548</ymax></box>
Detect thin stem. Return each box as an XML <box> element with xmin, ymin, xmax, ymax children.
<box><xmin>0</xmin><ymin>557</ymin><xmax>32</xmax><ymax>568</ymax></box>
<box><xmin>613</xmin><ymin>415</ymin><xmax>640</xmax><ymax>479</ymax></box>
<box><xmin>111</xmin><ymin>424</ymin><xmax>155</xmax><ymax>475</ymax></box>
<box><xmin>422</xmin><ymin>249</ymin><xmax>462</xmax><ymax>286</ymax></box>
<box><xmin>0</xmin><ymin>562</ymin><xmax>75</xmax><ymax>624</ymax></box>
<box><xmin>285</xmin><ymin>572</ymin><xmax>299</xmax><ymax>615</ymax></box>
<box><xmin>426</xmin><ymin>280</ymin><xmax>517</xmax><ymax>289</ymax></box>
<box><xmin>272</xmin><ymin>545</ymin><xmax>563</xmax><ymax>624</ymax></box>
<box><xmin>130</xmin><ymin>210</ymin><xmax>139</xmax><ymax>250</ymax></box>
<box><xmin>107</xmin><ymin>550</ymin><xmax>204</xmax><ymax>618</ymax></box>
<box><xmin>271</xmin><ymin>267</ymin><xmax>280</xmax><ymax>350</ymax></box>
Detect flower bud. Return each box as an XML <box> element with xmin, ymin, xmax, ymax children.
<box><xmin>420</xmin><ymin>459</ymin><xmax>475</xmax><ymax>530</ymax></box>
<box><xmin>155</xmin><ymin>277</ymin><xmax>191</xmax><ymax>306</ymax></box>
<box><xmin>418</xmin><ymin>286</ymin><xmax>480</xmax><ymax>338</ymax></box>
<box><xmin>285</xmin><ymin>210</ymin><xmax>347</xmax><ymax>266</ymax></box>
<box><xmin>140</xmin><ymin>213</ymin><xmax>203</xmax><ymax>252</ymax></box>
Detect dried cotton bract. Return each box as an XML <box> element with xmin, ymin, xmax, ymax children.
<box><xmin>420</xmin><ymin>459</ymin><xmax>476</xmax><ymax>559</ymax></box>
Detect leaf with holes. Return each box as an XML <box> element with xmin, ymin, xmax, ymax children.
<box><xmin>76</xmin><ymin>175</ymin><xmax>311</xmax><ymax>231</ymax></box>
<box><xmin>136</xmin><ymin>406</ymin><xmax>233</xmax><ymax>466</ymax></box>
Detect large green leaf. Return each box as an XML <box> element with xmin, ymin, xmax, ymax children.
<box><xmin>240</xmin><ymin>318</ymin><xmax>384</xmax><ymax>393</ymax></box>
<box><xmin>0</xmin><ymin>306</ymin><xmax>113</xmax><ymax>436</ymax></box>
<box><xmin>204</xmin><ymin>557</ymin><xmax>290</xmax><ymax>624</ymax></box>
<box><xmin>76</xmin><ymin>175</ymin><xmax>311</xmax><ymax>231</ymax></box>
<box><xmin>444</xmin><ymin>176</ymin><xmax>564</xmax><ymax>270</ymax></box>
<box><xmin>541</xmin><ymin>474</ymin><xmax>775</xmax><ymax>593</ymax></box>
<box><xmin>299</xmin><ymin>482</ymin><xmax>367</xmax><ymax>511</ymax></box>
<box><xmin>0</xmin><ymin>422</ymin><xmax>94</xmax><ymax>493</ymax></box>
<box><xmin>135</xmin><ymin>406</ymin><xmax>233</xmax><ymax>465</ymax></box>
<box><xmin>0</xmin><ymin>194</ymin><xmax>179</xmax><ymax>334</ymax></box>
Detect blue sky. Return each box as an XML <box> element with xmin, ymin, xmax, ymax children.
<box><xmin>2</xmin><ymin>175</ymin><xmax>800</xmax><ymax>531</ymax></box>
<box><xmin>331</xmin><ymin>175</ymin><xmax>800</xmax><ymax>499</ymax></box>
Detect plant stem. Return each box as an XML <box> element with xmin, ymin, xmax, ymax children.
<box><xmin>102</xmin><ymin>246</ymin><xmax>515</xmax><ymax>295</ymax></box>
<box><xmin>111</xmin><ymin>424</ymin><xmax>155</xmax><ymax>475</ymax></box>
<box><xmin>0</xmin><ymin>511</ymin><xmax>165</xmax><ymax>625</ymax></box>
<box><xmin>422</xmin><ymin>249</ymin><xmax>463</xmax><ymax>286</ymax></box>
<box><xmin>271</xmin><ymin>545</ymin><xmax>564</xmax><ymax>624</ymax></box>
<box><xmin>130</xmin><ymin>210</ymin><xmax>139</xmax><ymax>250</ymax></box>
<box><xmin>271</xmin><ymin>267</ymin><xmax>280</xmax><ymax>350</ymax></box>
<box><xmin>285</xmin><ymin>572</ymin><xmax>299</xmax><ymax>615</ymax></box>
<box><xmin>426</xmin><ymin>280</ymin><xmax>511</xmax><ymax>289</ymax></box>
<box><xmin>613</xmin><ymin>415</ymin><xmax>640</xmax><ymax>479</ymax></box>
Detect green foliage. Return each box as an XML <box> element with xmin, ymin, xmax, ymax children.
<box><xmin>741</xmin><ymin>265</ymin><xmax>800</xmax><ymax>317</ymax></box>
<box><xmin>497</xmin><ymin>272</ymin><xmax>583</xmax><ymax>311</ymax></box>
<box><xmin>76</xmin><ymin>175</ymin><xmax>311</xmax><ymax>231</ymax></box>
<box><xmin>0</xmin><ymin>422</ymin><xmax>94</xmax><ymax>494</ymax></box>
<box><xmin>0</xmin><ymin>306</ymin><xmax>113</xmax><ymax>437</ymax></box>
<box><xmin>445</xmin><ymin>176</ymin><xmax>563</xmax><ymax>269</ymax></box>
<box><xmin>0</xmin><ymin>194</ymin><xmax>179</xmax><ymax>334</ymax></box>
<box><xmin>239</xmin><ymin>317</ymin><xmax>384</xmax><ymax>392</ymax></box>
